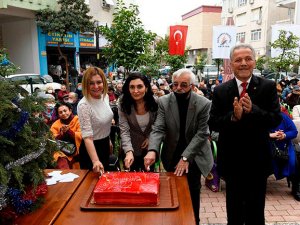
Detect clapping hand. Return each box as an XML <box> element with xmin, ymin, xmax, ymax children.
<box><xmin>241</xmin><ymin>93</ymin><xmax>252</xmax><ymax>114</ymax></box>
<box><xmin>233</xmin><ymin>97</ymin><xmax>243</xmax><ymax>120</ymax></box>
<box><xmin>60</xmin><ymin>125</ymin><xmax>69</xmax><ymax>134</ymax></box>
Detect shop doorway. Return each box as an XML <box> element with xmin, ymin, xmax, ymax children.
<box><xmin>46</xmin><ymin>46</ymin><xmax>76</xmax><ymax>83</ymax></box>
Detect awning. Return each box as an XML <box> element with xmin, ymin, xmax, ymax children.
<box><xmin>105</xmin><ymin>0</ymin><xmax>115</xmax><ymax>5</ymax></box>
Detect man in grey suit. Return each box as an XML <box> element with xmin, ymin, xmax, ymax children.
<box><xmin>144</xmin><ymin>68</ymin><xmax>213</xmax><ymax>225</ymax></box>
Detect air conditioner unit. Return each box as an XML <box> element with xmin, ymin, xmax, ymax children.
<box><xmin>228</xmin><ymin>7</ymin><xmax>233</xmax><ymax>13</ymax></box>
<box><xmin>256</xmin><ymin>19</ymin><xmax>262</xmax><ymax>25</ymax></box>
<box><xmin>249</xmin><ymin>0</ymin><xmax>254</xmax><ymax>4</ymax></box>
<box><xmin>102</xmin><ymin>0</ymin><xmax>110</xmax><ymax>9</ymax></box>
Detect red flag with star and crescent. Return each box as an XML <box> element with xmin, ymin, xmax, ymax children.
<box><xmin>169</xmin><ymin>25</ymin><xmax>188</xmax><ymax>56</ymax></box>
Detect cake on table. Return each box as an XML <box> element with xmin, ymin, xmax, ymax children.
<box><xmin>93</xmin><ymin>172</ymin><xmax>160</xmax><ymax>205</ymax></box>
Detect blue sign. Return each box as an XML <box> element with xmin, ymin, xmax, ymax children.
<box><xmin>46</xmin><ymin>32</ymin><xmax>75</xmax><ymax>46</ymax></box>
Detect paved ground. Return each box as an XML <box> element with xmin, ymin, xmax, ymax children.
<box><xmin>200</xmin><ymin>175</ymin><xmax>300</xmax><ymax>225</ymax></box>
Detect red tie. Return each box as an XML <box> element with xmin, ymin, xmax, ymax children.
<box><xmin>240</xmin><ymin>82</ymin><xmax>248</xmax><ymax>98</ymax></box>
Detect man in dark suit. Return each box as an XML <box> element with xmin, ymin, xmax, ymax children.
<box><xmin>144</xmin><ymin>68</ymin><xmax>213</xmax><ymax>225</ymax></box>
<box><xmin>209</xmin><ymin>44</ymin><xmax>282</xmax><ymax>225</ymax></box>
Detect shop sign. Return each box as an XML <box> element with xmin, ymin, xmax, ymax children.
<box><xmin>46</xmin><ymin>32</ymin><xmax>75</xmax><ymax>46</ymax></box>
<box><xmin>80</xmin><ymin>33</ymin><xmax>95</xmax><ymax>47</ymax></box>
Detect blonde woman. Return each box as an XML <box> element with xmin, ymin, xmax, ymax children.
<box><xmin>77</xmin><ymin>67</ymin><xmax>114</xmax><ymax>174</ymax></box>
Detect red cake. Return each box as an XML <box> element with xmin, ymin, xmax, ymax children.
<box><xmin>93</xmin><ymin>172</ymin><xmax>160</xmax><ymax>205</ymax></box>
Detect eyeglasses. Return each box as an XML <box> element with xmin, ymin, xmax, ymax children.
<box><xmin>173</xmin><ymin>82</ymin><xmax>191</xmax><ymax>89</ymax></box>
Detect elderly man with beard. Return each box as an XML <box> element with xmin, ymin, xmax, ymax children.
<box><xmin>144</xmin><ymin>68</ymin><xmax>213</xmax><ymax>225</ymax></box>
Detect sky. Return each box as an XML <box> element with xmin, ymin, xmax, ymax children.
<box><xmin>136</xmin><ymin>0</ymin><xmax>222</xmax><ymax>37</ymax></box>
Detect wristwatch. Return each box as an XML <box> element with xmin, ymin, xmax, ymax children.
<box><xmin>182</xmin><ymin>156</ymin><xmax>188</xmax><ymax>162</ymax></box>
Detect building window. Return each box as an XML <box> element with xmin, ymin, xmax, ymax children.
<box><xmin>236</xmin><ymin>13</ymin><xmax>247</xmax><ymax>27</ymax></box>
<box><xmin>251</xmin><ymin>29</ymin><xmax>261</xmax><ymax>41</ymax></box>
<box><xmin>251</xmin><ymin>8</ymin><xmax>261</xmax><ymax>21</ymax></box>
<box><xmin>238</xmin><ymin>0</ymin><xmax>247</xmax><ymax>7</ymax></box>
<box><xmin>236</xmin><ymin>32</ymin><xmax>246</xmax><ymax>43</ymax></box>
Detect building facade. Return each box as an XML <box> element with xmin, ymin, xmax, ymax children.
<box><xmin>0</xmin><ymin>0</ymin><xmax>56</xmax><ymax>74</ymax></box>
<box><xmin>221</xmin><ymin>0</ymin><xmax>293</xmax><ymax>57</ymax></box>
<box><xmin>181</xmin><ymin>5</ymin><xmax>222</xmax><ymax>65</ymax></box>
<box><xmin>0</xmin><ymin>0</ymin><xmax>136</xmax><ymax>76</ymax></box>
<box><xmin>276</xmin><ymin>0</ymin><xmax>299</xmax><ymax>24</ymax></box>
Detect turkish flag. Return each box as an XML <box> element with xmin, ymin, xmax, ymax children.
<box><xmin>169</xmin><ymin>25</ymin><xmax>188</xmax><ymax>56</ymax></box>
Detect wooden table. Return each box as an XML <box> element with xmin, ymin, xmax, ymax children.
<box><xmin>54</xmin><ymin>172</ymin><xmax>196</xmax><ymax>225</ymax></box>
<box><xmin>15</xmin><ymin>169</ymin><xmax>88</xmax><ymax>225</ymax></box>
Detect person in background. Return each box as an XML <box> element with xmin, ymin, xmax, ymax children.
<box><xmin>218</xmin><ymin>67</ymin><xmax>224</xmax><ymax>84</ymax></box>
<box><xmin>43</xmin><ymin>95</ymin><xmax>56</xmax><ymax>125</ymax></box>
<box><xmin>192</xmin><ymin>84</ymin><xmax>204</xmax><ymax>96</ymax></box>
<box><xmin>57</xmin><ymin>84</ymin><xmax>69</xmax><ymax>102</ymax></box>
<box><xmin>45</xmin><ymin>86</ymin><xmax>56</xmax><ymax>99</ymax></box>
<box><xmin>75</xmin><ymin>83</ymin><xmax>83</xmax><ymax>100</ymax></box>
<box><xmin>269</xmin><ymin>110</ymin><xmax>298</xmax><ymax>200</ymax></box>
<box><xmin>50</xmin><ymin>102</ymin><xmax>82</xmax><ymax>169</ymax></box>
<box><xmin>157</xmin><ymin>89</ymin><xmax>166</xmax><ymax>97</ymax></box>
<box><xmin>286</xmin><ymin>85</ymin><xmax>300</xmax><ymax>110</ymax></box>
<box><xmin>276</xmin><ymin>83</ymin><xmax>283</xmax><ymax>100</ymax></box>
<box><xmin>209</xmin><ymin>44</ymin><xmax>282</xmax><ymax>225</ymax></box>
<box><xmin>78</xmin><ymin>67</ymin><xmax>85</xmax><ymax>83</ymax></box>
<box><xmin>119</xmin><ymin>73</ymin><xmax>158</xmax><ymax>171</ymax></box>
<box><xmin>159</xmin><ymin>82</ymin><xmax>170</xmax><ymax>95</ymax></box>
<box><xmin>77</xmin><ymin>67</ymin><xmax>114</xmax><ymax>174</ymax></box>
<box><xmin>198</xmin><ymin>81</ymin><xmax>208</xmax><ymax>98</ymax></box>
<box><xmin>278</xmin><ymin>79</ymin><xmax>288</xmax><ymax>91</ymax></box>
<box><xmin>151</xmin><ymin>84</ymin><xmax>160</xmax><ymax>99</ymax></box>
<box><xmin>108</xmin><ymin>85</ymin><xmax>117</xmax><ymax>104</ymax></box>
<box><xmin>67</xmin><ymin>92</ymin><xmax>79</xmax><ymax>115</ymax></box>
<box><xmin>211</xmin><ymin>79</ymin><xmax>220</xmax><ymax>94</ymax></box>
<box><xmin>69</xmin><ymin>64</ymin><xmax>79</xmax><ymax>91</ymax></box>
<box><xmin>292</xmin><ymin>103</ymin><xmax>300</xmax><ymax>120</ymax></box>
<box><xmin>144</xmin><ymin>68</ymin><xmax>213</xmax><ymax>225</ymax></box>
<box><xmin>62</xmin><ymin>94</ymin><xmax>69</xmax><ymax>103</ymax></box>
<box><xmin>114</xmin><ymin>82</ymin><xmax>123</xmax><ymax>100</ymax></box>
<box><xmin>282</xmin><ymin>82</ymin><xmax>294</xmax><ymax>102</ymax></box>
<box><xmin>206</xmin><ymin>79</ymin><xmax>213</xmax><ymax>99</ymax></box>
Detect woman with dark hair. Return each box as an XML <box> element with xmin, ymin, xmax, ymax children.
<box><xmin>50</xmin><ymin>102</ymin><xmax>82</xmax><ymax>169</ymax></box>
<box><xmin>77</xmin><ymin>67</ymin><xmax>114</xmax><ymax>174</ymax></box>
<box><xmin>119</xmin><ymin>72</ymin><xmax>158</xmax><ymax>171</ymax></box>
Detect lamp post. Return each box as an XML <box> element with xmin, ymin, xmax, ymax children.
<box><xmin>94</xmin><ymin>21</ymin><xmax>100</xmax><ymax>66</ymax></box>
<box><xmin>27</xmin><ymin>77</ymin><xmax>33</xmax><ymax>94</ymax></box>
